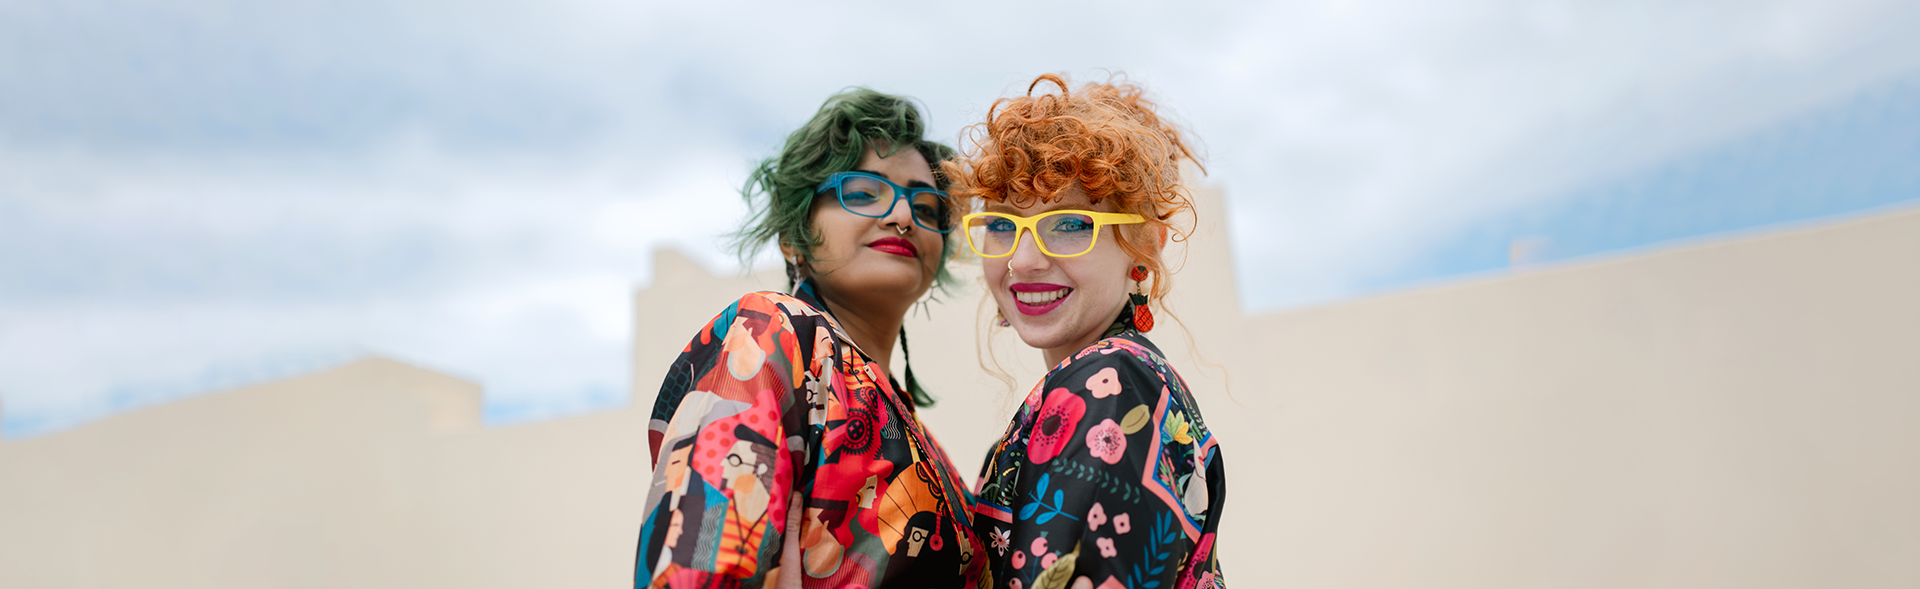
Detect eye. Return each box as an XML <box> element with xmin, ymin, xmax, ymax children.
<box><xmin>841</xmin><ymin>190</ymin><xmax>879</xmax><ymax>205</ymax></box>
<box><xmin>1049</xmin><ymin>217</ymin><xmax>1094</xmax><ymax>232</ymax></box>
<box><xmin>985</xmin><ymin>218</ymin><xmax>1017</xmax><ymax>233</ymax></box>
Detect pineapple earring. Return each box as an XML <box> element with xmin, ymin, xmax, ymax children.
<box><xmin>1128</xmin><ymin>265</ymin><xmax>1155</xmax><ymax>332</ymax></box>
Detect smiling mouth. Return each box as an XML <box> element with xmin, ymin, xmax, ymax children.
<box><xmin>1012</xmin><ymin>287</ymin><xmax>1072</xmax><ymax>315</ymax></box>
<box><xmin>1016</xmin><ymin>288</ymin><xmax>1069</xmax><ymax>305</ymax></box>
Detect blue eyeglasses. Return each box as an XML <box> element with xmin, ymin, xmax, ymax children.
<box><xmin>814</xmin><ymin>171</ymin><xmax>954</xmax><ymax>233</ymax></box>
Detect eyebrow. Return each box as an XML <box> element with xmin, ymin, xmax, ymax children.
<box><xmin>984</xmin><ymin>200</ymin><xmax>1090</xmax><ymax>214</ymax></box>
<box><xmin>855</xmin><ymin>169</ymin><xmax>935</xmax><ymax>189</ymax></box>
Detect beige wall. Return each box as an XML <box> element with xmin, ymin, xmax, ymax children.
<box><xmin>3</xmin><ymin>186</ymin><xmax>1916</xmax><ymax>588</ymax></box>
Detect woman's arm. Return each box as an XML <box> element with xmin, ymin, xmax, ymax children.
<box><xmin>637</xmin><ymin>293</ymin><xmax>817</xmax><ymax>589</ymax></box>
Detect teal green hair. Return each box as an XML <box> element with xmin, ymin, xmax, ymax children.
<box><xmin>731</xmin><ymin>87</ymin><xmax>954</xmax><ymax>407</ymax></box>
<box><xmin>732</xmin><ymin>87</ymin><xmax>959</xmax><ymax>291</ymax></box>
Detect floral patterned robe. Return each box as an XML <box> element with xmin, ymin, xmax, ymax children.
<box><xmin>638</xmin><ymin>280</ymin><xmax>985</xmax><ymax>588</ymax></box>
<box><xmin>973</xmin><ymin>308</ymin><xmax>1227</xmax><ymax>589</ymax></box>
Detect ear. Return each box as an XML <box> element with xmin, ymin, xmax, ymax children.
<box><xmin>1156</xmin><ymin>224</ymin><xmax>1168</xmax><ymax>249</ymax></box>
<box><xmin>778</xmin><ymin>243</ymin><xmax>809</xmax><ymax>280</ymax></box>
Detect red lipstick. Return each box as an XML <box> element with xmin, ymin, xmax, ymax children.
<box><xmin>868</xmin><ymin>237</ymin><xmax>918</xmax><ymax>258</ymax></box>
<box><xmin>1009</xmin><ymin>282</ymin><xmax>1072</xmax><ymax>316</ymax></box>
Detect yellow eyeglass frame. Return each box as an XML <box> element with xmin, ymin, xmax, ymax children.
<box><xmin>960</xmin><ymin>210</ymin><xmax>1146</xmax><ymax>258</ymax></box>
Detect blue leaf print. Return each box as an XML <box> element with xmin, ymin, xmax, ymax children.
<box><xmin>1023</xmin><ymin>476</ymin><xmax>1081</xmax><ymax>525</ymax></box>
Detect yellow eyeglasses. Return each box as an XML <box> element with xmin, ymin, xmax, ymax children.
<box><xmin>960</xmin><ymin>210</ymin><xmax>1145</xmax><ymax>258</ymax></box>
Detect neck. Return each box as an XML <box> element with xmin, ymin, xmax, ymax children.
<box><xmin>814</xmin><ymin>282</ymin><xmax>908</xmax><ymax>380</ymax></box>
<box><xmin>1041</xmin><ymin>336</ymin><xmax>1092</xmax><ymax>369</ymax></box>
<box><xmin>1040</xmin><ymin>297</ymin><xmax>1130</xmax><ymax>368</ymax></box>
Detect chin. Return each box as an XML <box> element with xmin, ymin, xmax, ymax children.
<box><xmin>838</xmin><ymin>266</ymin><xmax>929</xmax><ymax>300</ymax></box>
<box><xmin>1005</xmin><ymin>312</ymin><xmax>1072</xmax><ymax>350</ymax></box>
<box><xmin>1011</xmin><ymin>327</ymin><xmax>1062</xmax><ymax>351</ymax></box>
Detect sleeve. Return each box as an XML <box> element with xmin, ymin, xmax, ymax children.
<box><xmin>994</xmin><ymin>349</ymin><xmax>1217</xmax><ymax>589</ymax></box>
<box><xmin>636</xmin><ymin>293</ymin><xmax>816</xmax><ymax>589</ymax></box>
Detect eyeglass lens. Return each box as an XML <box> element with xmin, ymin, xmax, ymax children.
<box><xmin>838</xmin><ymin>176</ymin><xmax>949</xmax><ymax>231</ymax></box>
<box><xmin>966</xmin><ymin>213</ymin><xmax>1099</xmax><ymax>257</ymax></box>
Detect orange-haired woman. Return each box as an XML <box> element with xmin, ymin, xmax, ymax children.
<box><xmin>945</xmin><ymin>74</ymin><xmax>1228</xmax><ymax>589</ymax></box>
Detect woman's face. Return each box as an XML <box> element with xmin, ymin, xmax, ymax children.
<box><xmin>801</xmin><ymin>145</ymin><xmax>945</xmax><ymax>306</ymax></box>
<box><xmin>982</xmin><ymin>184</ymin><xmax>1138</xmax><ymax>363</ymax></box>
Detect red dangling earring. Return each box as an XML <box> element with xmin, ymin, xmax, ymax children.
<box><xmin>1129</xmin><ymin>265</ymin><xmax>1154</xmax><ymax>332</ymax></box>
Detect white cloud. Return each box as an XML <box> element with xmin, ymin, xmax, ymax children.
<box><xmin>479</xmin><ymin>273</ymin><xmax>632</xmax><ymax>342</ymax></box>
<box><xmin>3</xmin><ymin>0</ymin><xmax>1919</xmax><ymax>434</ymax></box>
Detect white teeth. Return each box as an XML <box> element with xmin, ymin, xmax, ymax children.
<box><xmin>1015</xmin><ymin>288</ymin><xmax>1070</xmax><ymax>305</ymax></box>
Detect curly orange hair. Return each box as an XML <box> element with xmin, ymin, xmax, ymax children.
<box><xmin>942</xmin><ymin>73</ymin><xmax>1203</xmax><ymax>302</ymax></box>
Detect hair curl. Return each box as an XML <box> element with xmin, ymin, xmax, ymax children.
<box><xmin>732</xmin><ymin>87</ymin><xmax>960</xmax><ymax>291</ymax></box>
<box><xmin>941</xmin><ymin>73</ymin><xmax>1203</xmax><ymax>304</ymax></box>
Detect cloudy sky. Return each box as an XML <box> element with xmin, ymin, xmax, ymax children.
<box><xmin>3</xmin><ymin>0</ymin><xmax>1918</xmax><ymax>438</ymax></box>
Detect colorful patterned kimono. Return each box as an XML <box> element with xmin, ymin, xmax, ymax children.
<box><xmin>973</xmin><ymin>307</ymin><xmax>1227</xmax><ymax>589</ymax></box>
<box><xmin>638</xmin><ymin>280</ymin><xmax>985</xmax><ymax>588</ymax></box>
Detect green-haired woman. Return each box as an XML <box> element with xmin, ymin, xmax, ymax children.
<box><xmin>636</xmin><ymin>89</ymin><xmax>985</xmax><ymax>588</ymax></box>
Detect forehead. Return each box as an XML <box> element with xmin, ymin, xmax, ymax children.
<box><xmin>984</xmin><ymin>183</ymin><xmax>1119</xmax><ymax>215</ymax></box>
<box><xmin>856</xmin><ymin>143</ymin><xmax>935</xmax><ymax>184</ymax></box>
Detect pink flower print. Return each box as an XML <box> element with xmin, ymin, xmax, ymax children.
<box><xmin>1030</xmin><ymin>536</ymin><xmax>1049</xmax><ymax>556</ymax></box>
<box><xmin>1026</xmin><ymin>388</ymin><xmax>1086</xmax><ymax>464</ymax></box>
<box><xmin>1113</xmin><ymin>512</ymin><xmax>1131</xmax><ymax>534</ymax></box>
<box><xmin>990</xmin><ymin>527</ymin><xmax>1011</xmax><ymax>555</ymax></box>
<box><xmin>1087</xmin><ymin>502</ymin><xmax>1108</xmax><ymax>530</ymax></box>
<box><xmin>1085</xmin><ymin>367</ymin><xmax>1121</xmax><ymax>398</ymax></box>
<box><xmin>1040</xmin><ymin>552</ymin><xmax>1057</xmax><ymax>569</ymax></box>
<box><xmin>1097</xmin><ymin>537</ymin><xmax>1117</xmax><ymax>558</ymax></box>
<box><xmin>1011</xmin><ymin>550</ymin><xmax>1027</xmax><ymax>569</ymax></box>
<box><xmin>1084</xmin><ymin>418</ymin><xmax>1127</xmax><ymax>465</ymax></box>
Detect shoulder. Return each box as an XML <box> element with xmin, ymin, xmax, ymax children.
<box><xmin>1034</xmin><ymin>332</ymin><xmax>1219</xmax><ymax>462</ymax></box>
<box><xmin>1042</xmin><ymin>334</ymin><xmax>1173</xmax><ymax>401</ymax></box>
<box><xmin>653</xmin><ymin>292</ymin><xmax>823</xmax><ymax>428</ymax></box>
<box><xmin>1016</xmin><ymin>335</ymin><xmax>1176</xmax><ymax>452</ymax></box>
<box><xmin>1086</xmin><ymin>334</ymin><xmax>1211</xmax><ymax>438</ymax></box>
<box><xmin>713</xmin><ymin>291</ymin><xmax>820</xmax><ymax>333</ymax></box>
<box><xmin>688</xmin><ymin>290</ymin><xmax>838</xmax><ymax>356</ymax></box>
<box><xmin>738</xmin><ymin>290</ymin><xmax>824</xmax><ymax>318</ymax></box>
<box><xmin>1060</xmin><ymin>335</ymin><xmax>1223</xmax><ymax>538</ymax></box>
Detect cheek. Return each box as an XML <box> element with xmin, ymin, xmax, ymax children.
<box><xmin>981</xmin><ymin>256</ymin><xmax>1008</xmax><ymax>289</ymax></box>
<box><xmin>809</xmin><ymin>210</ymin><xmax>858</xmax><ymax>259</ymax></box>
<box><xmin>1066</xmin><ymin>252</ymin><xmax>1133</xmax><ymax>302</ymax></box>
<box><xmin>919</xmin><ymin>233</ymin><xmax>944</xmax><ymax>262</ymax></box>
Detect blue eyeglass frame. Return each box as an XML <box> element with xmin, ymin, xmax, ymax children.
<box><xmin>813</xmin><ymin>171</ymin><xmax>955</xmax><ymax>234</ymax></box>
